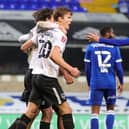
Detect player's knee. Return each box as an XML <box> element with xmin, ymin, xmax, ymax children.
<box><xmin>64</xmin><ymin>106</ymin><xmax>72</xmax><ymax>114</ymax></box>
<box><xmin>26</xmin><ymin>108</ymin><xmax>39</xmax><ymax>118</ymax></box>
<box><xmin>26</xmin><ymin>102</ymin><xmax>39</xmax><ymax>119</ymax></box>
<box><xmin>59</xmin><ymin>102</ymin><xmax>72</xmax><ymax>115</ymax></box>
<box><xmin>41</xmin><ymin>107</ymin><xmax>53</xmax><ymax>122</ymax></box>
<box><xmin>107</xmin><ymin>105</ymin><xmax>114</xmax><ymax>110</ymax></box>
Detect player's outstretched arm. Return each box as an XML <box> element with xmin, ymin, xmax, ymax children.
<box><xmin>99</xmin><ymin>37</ymin><xmax>129</xmax><ymax>46</ymax></box>
<box><xmin>87</xmin><ymin>33</ymin><xmax>129</xmax><ymax>46</ymax></box>
<box><xmin>37</xmin><ymin>21</ymin><xmax>58</xmax><ymax>30</ymax></box>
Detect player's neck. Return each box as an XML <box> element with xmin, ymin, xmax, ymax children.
<box><xmin>57</xmin><ymin>23</ymin><xmax>67</xmax><ymax>35</ymax></box>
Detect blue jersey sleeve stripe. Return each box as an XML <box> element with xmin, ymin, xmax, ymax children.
<box><xmin>115</xmin><ymin>59</ymin><xmax>122</xmax><ymax>63</ymax></box>
<box><xmin>84</xmin><ymin>59</ymin><xmax>91</xmax><ymax>62</ymax></box>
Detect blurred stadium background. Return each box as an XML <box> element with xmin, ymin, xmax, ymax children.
<box><xmin>0</xmin><ymin>0</ymin><xmax>129</xmax><ymax>129</ymax></box>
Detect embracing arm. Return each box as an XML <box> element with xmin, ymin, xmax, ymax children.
<box><xmin>87</xmin><ymin>33</ymin><xmax>129</xmax><ymax>46</ymax></box>
<box><xmin>37</xmin><ymin>21</ymin><xmax>58</xmax><ymax>30</ymax></box>
<box><xmin>99</xmin><ymin>37</ymin><xmax>129</xmax><ymax>46</ymax></box>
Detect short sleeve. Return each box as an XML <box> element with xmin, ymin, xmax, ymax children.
<box><xmin>52</xmin><ymin>30</ymin><xmax>67</xmax><ymax>52</ymax></box>
<box><xmin>31</xmin><ymin>35</ymin><xmax>37</xmax><ymax>46</ymax></box>
<box><xmin>84</xmin><ymin>45</ymin><xmax>92</xmax><ymax>63</ymax></box>
<box><xmin>115</xmin><ymin>47</ymin><xmax>122</xmax><ymax>63</ymax></box>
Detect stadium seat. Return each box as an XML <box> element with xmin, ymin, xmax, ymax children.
<box><xmin>118</xmin><ymin>0</ymin><xmax>128</xmax><ymax>14</ymax></box>
<box><xmin>67</xmin><ymin>0</ymin><xmax>87</xmax><ymax>12</ymax></box>
<box><xmin>29</xmin><ymin>0</ymin><xmax>39</xmax><ymax>3</ymax></box>
<box><xmin>0</xmin><ymin>2</ymin><xmax>6</xmax><ymax>9</ymax></box>
<box><xmin>0</xmin><ymin>2</ymin><xmax>17</xmax><ymax>10</ymax></box>
<box><xmin>0</xmin><ymin>0</ymin><xmax>87</xmax><ymax>12</ymax></box>
<box><xmin>8</xmin><ymin>3</ymin><xmax>19</xmax><ymax>10</ymax></box>
<box><xmin>19</xmin><ymin>0</ymin><xmax>29</xmax><ymax>3</ymax></box>
<box><xmin>0</xmin><ymin>0</ymin><xmax>7</xmax><ymax>2</ymax></box>
<box><xmin>7</xmin><ymin>0</ymin><xmax>19</xmax><ymax>2</ymax></box>
<box><xmin>29</xmin><ymin>4</ymin><xmax>39</xmax><ymax>10</ymax></box>
<box><xmin>18</xmin><ymin>3</ymin><xmax>29</xmax><ymax>10</ymax></box>
<box><xmin>69</xmin><ymin>4</ymin><xmax>87</xmax><ymax>12</ymax></box>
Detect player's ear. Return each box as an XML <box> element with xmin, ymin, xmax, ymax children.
<box><xmin>45</xmin><ymin>17</ymin><xmax>49</xmax><ymax>21</ymax></box>
<box><xmin>105</xmin><ymin>32</ymin><xmax>109</xmax><ymax>38</ymax></box>
<box><xmin>58</xmin><ymin>16</ymin><xmax>63</xmax><ymax>22</ymax></box>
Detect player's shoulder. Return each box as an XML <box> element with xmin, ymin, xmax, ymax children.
<box><xmin>85</xmin><ymin>43</ymin><xmax>96</xmax><ymax>52</ymax></box>
<box><xmin>91</xmin><ymin>42</ymin><xmax>116</xmax><ymax>49</ymax></box>
<box><xmin>53</xmin><ymin>28</ymin><xmax>64</xmax><ymax>35</ymax></box>
<box><xmin>47</xmin><ymin>28</ymin><xmax>59</xmax><ymax>36</ymax></box>
<box><xmin>53</xmin><ymin>28</ymin><xmax>67</xmax><ymax>39</ymax></box>
<box><xmin>30</xmin><ymin>26</ymin><xmax>37</xmax><ymax>33</ymax></box>
<box><xmin>88</xmin><ymin>42</ymin><xmax>99</xmax><ymax>48</ymax></box>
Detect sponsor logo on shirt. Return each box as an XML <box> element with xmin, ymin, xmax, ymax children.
<box><xmin>61</xmin><ymin>36</ymin><xmax>66</xmax><ymax>43</ymax></box>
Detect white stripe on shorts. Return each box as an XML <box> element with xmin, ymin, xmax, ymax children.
<box><xmin>52</xmin><ymin>87</ymin><xmax>62</xmax><ymax>104</ymax></box>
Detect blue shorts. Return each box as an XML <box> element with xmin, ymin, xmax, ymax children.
<box><xmin>90</xmin><ymin>89</ymin><xmax>116</xmax><ymax>106</ymax></box>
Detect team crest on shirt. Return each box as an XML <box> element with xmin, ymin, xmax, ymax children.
<box><xmin>61</xmin><ymin>36</ymin><xmax>66</xmax><ymax>43</ymax></box>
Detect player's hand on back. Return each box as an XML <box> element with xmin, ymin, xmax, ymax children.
<box><xmin>87</xmin><ymin>33</ymin><xmax>100</xmax><ymax>42</ymax></box>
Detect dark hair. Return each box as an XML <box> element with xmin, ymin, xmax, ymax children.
<box><xmin>33</xmin><ymin>8</ymin><xmax>53</xmax><ymax>22</ymax></box>
<box><xmin>54</xmin><ymin>7</ymin><xmax>72</xmax><ymax>21</ymax></box>
<box><xmin>100</xmin><ymin>26</ymin><xmax>113</xmax><ymax>36</ymax></box>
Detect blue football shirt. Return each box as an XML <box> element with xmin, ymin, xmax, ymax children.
<box><xmin>84</xmin><ymin>43</ymin><xmax>122</xmax><ymax>89</ymax></box>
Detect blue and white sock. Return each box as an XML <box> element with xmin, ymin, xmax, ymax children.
<box><xmin>90</xmin><ymin>113</ymin><xmax>99</xmax><ymax>129</ymax></box>
<box><xmin>106</xmin><ymin>110</ymin><xmax>115</xmax><ymax>129</ymax></box>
